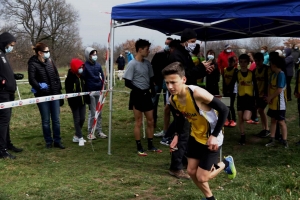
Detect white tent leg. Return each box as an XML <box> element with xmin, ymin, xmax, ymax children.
<box><xmin>108</xmin><ymin>20</ymin><xmax>115</xmax><ymax>155</ymax></box>
<box><xmin>142</xmin><ymin>115</ymin><xmax>145</xmax><ymax>139</ymax></box>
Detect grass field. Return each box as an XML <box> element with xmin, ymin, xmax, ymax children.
<box><xmin>0</xmin><ymin>69</ymin><xmax>300</xmax><ymax>200</ymax></box>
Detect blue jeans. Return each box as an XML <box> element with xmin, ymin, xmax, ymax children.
<box><xmin>37</xmin><ymin>100</ymin><xmax>61</xmax><ymax>144</ymax></box>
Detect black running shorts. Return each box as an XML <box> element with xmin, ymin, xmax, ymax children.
<box><xmin>129</xmin><ymin>89</ymin><xmax>153</xmax><ymax>112</ymax></box>
<box><xmin>186</xmin><ymin>136</ymin><xmax>221</xmax><ymax>171</ymax></box>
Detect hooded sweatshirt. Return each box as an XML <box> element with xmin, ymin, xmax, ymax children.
<box><xmin>83</xmin><ymin>47</ymin><xmax>104</xmax><ymax>91</ymax></box>
<box><xmin>0</xmin><ymin>32</ymin><xmax>16</xmax><ymax>94</ymax></box>
<box><xmin>284</xmin><ymin>48</ymin><xmax>294</xmax><ymax>76</ymax></box>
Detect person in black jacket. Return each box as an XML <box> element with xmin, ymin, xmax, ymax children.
<box><xmin>65</xmin><ymin>58</ymin><xmax>90</xmax><ymax>146</ymax></box>
<box><xmin>28</xmin><ymin>42</ymin><xmax>65</xmax><ymax>149</ymax></box>
<box><xmin>0</xmin><ymin>32</ymin><xmax>24</xmax><ymax>159</ymax></box>
<box><xmin>151</xmin><ymin>37</ymin><xmax>173</xmax><ymax>128</ymax></box>
<box><xmin>205</xmin><ymin>50</ymin><xmax>220</xmax><ymax>95</ymax></box>
<box><xmin>116</xmin><ymin>54</ymin><xmax>125</xmax><ymax>70</ymax></box>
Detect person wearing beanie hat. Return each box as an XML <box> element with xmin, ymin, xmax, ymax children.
<box><xmin>217</xmin><ymin>44</ymin><xmax>238</xmax><ymax>75</ymax></box>
<box><xmin>65</xmin><ymin>58</ymin><xmax>90</xmax><ymax>146</ymax></box>
<box><xmin>0</xmin><ymin>32</ymin><xmax>24</xmax><ymax>159</ymax></box>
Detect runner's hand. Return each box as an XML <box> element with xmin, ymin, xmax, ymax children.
<box><xmin>170</xmin><ymin>135</ymin><xmax>178</xmax><ymax>152</ymax></box>
<box><xmin>207</xmin><ymin>135</ymin><xmax>218</xmax><ymax>151</ymax></box>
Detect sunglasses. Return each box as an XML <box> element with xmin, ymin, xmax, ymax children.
<box><xmin>41</xmin><ymin>50</ymin><xmax>50</xmax><ymax>53</ymax></box>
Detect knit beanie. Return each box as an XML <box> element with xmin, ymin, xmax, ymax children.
<box><xmin>70</xmin><ymin>58</ymin><xmax>84</xmax><ymax>74</ymax></box>
<box><xmin>181</xmin><ymin>28</ymin><xmax>197</xmax><ymax>43</ymax></box>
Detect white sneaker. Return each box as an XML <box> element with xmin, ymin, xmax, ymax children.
<box><xmin>87</xmin><ymin>134</ymin><xmax>97</xmax><ymax>140</ymax></box>
<box><xmin>154</xmin><ymin>131</ymin><xmax>165</xmax><ymax>137</ymax></box>
<box><xmin>78</xmin><ymin>137</ymin><xmax>86</xmax><ymax>146</ymax></box>
<box><xmin>73</xmin><ymin>136</ymin><xmax>79</xmax><ymax>142</ymax></box>
<box><xmin>98</xmin><ymin>132</ymin><xmax>108</xmax><ymax>139</ymax></box>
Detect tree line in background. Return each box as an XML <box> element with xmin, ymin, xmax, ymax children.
<box><xmin>0</xmin><ymin>0</ymin><xmax>300</xmax><ymax>71</ymax></box>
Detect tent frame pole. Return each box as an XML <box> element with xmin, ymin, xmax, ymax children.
<box><xmin>108</xmin><ymin>20</ymin><xmax>115</xmax><ymax>155</ymax></box>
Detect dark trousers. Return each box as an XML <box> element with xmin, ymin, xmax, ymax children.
<box><xmin>295</xmin><ymin>64</ymin><xmax>299</xmax><ymax>77</ymax></box>
<box><xmin>152</xmin><ymin>84</ymin><xmax>166</xmax><ymax>125</ymax></box>
<box><xmin>298</xmin><ymin>98</ymin><xmax>300</xmax><ymax>127</ymax></box>
<box><xmin>0</xmin><ymin>93</ymin><xmax>14</xmax><ymax>150</ymax></box>
<box><xmin>224</xmin><ymin>93</ymin><xmax>236</xmax><ymax>121</ymax></box>
<box><xmin>71</xmin><ymin>105</ymin><xmax>86</xmax><ymax>138</ymax></box>
<box><xmin>286</xmin><ymin>76</ymin><xmax>293</xmax><ymax>100</ymax></box>
<box><xmin>170</xmin><ymin>119</ymin><xmax>190</xmax><ymax>171</ymax></box>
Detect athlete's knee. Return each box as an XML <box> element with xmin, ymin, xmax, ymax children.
<box><xmin>135</xmin><ymin>119</ymin><xmax>143</xmax><ymax>127</ymax></box>
<box><xmin>187</xmin><ymin>167</ymin><xmax>197</xmax><ymax>177</ymax></box>
<box><xmin>196</xmin><ymin>173</ymin><xmax>210</xmax><ymax>183</ymax></box>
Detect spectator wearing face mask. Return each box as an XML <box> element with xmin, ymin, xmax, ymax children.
<box><xmin>83</xmin><ymin>47</ymin><xmax>107</xmax><ymax>140</ymax></box>
<box><xmin>116</xmin><ymin>54</ymin><xmax>125</xmax><ymax>70</ymax></box>
<box><xmin>65</xmin><ymin>58</ymin><xmax>90</xmax><ymax>146</ymax></box>
<box><xmin>151</xmin><ymin>37</ymin><xmax>173</xmax><ymax>129</ymax></box>
<box><xmin>0</xmin><ymin>32</ymin><xmax>24</xmax><ymax>159</ymax></box>
<box><xmin>260</xmin><ymin>46</ymin><xmax>269</xmax><ymax>65</ymax></box>
<box><xmin>292</xmin><ymin>44</ymin><xmax>300</xmax><ymax>76</ymax></box>
<box><xmin>205</xmin><ymin>50</ymin><xmax>220</xmax><ymax>95</ymax></box>
<box><xmin>217</xmin><ymin>44</ymin><xmax>237</xmax><ymax>75</ymax></box>
<box><xmin>28</xmin><ymin>42</ymin><xmax>64</xmax><ymax>149</ymax></box>
<box><xmin>283</xmin><ymin>47</ymin><xmax>294</xmax><ymax>101</ymax></box>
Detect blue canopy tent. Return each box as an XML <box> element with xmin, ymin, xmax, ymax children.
<box><xmin>106</xmin><ymin>0</ymin><xmax>300</xmax><ymax>154</ymax></box>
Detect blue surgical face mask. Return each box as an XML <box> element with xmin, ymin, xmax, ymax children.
<box><xmin>43</xmin><ymin>52</ymin><xmax>50</xmax><ymax>59</ymax></box>
<box><xmin>283</xmin><ymin>53</ymin><xmax>286</xmax><ymax>57</ymax></box>
<box><xmin>5</xmin><ymin>45</ymin><xmax>13</xmax><ymax>53</ymax></box>
<box><xmin>78</xmin><ymin>68</ymin><xmax>83</xmax><ymax>74</ymax></box>
<box><xmin>185</xmin><ymin>42</ymin><xmax>197</xmax><ymax>53</ymax></box>
<box><xmin>207</xmin><ymin>55</ymin><xmax>214</xmax><ymax>60</ymax></box>
<box><xmin>92</xmin><ymin>55</ymin><xmax>97</xmax><ymax>61</ymax></box>
<box><xmin>164</xmin><ymin>45</ymin><xmax>170</xmax><ymax>51</ymax></box>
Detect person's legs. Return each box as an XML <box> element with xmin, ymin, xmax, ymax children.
<box><xmin>50</xmin><ymin>100</ymin><xmax>61</xmax><ymax>144</ymax></box>
<box><xmin>170</xmin><ymin>120</ymin><xmax>189</xmax><ymax>171</ymax></box>
<box><xmin>237</xmin><ymin>111</ymin><xmax>244</xmax><ymax>133</ymax></box>
<box><xmin>37</xmin><ymin>102</ymin><xmax>53</xmax><ymax>145</ymax></box>
<box><xmin>88</xmin><ymin>95</ymin><xmax>96</xmax><ymax>134</ymax></box>
<box><xmin>258</xmin><ymin>107</ymin><xmax>269</xmax><ymax>131</ymax></box>
<box><xmin>152</xmin><ymin>85</ymin><xmax>162</xmax><ymax>127</ymax></box>
<box><xmin>278</xmin><ymin>120</ymin><xmax>287</xmax><ymax>140</ymax></box>
<box><xmin>230</xmin><ymin>93</ymin><xmax>236</xmax><ymax>122</ymax></box>
<box><xmin>163</xmin><ymin>104</ymin><xmax>171</xmax><ymax>132</ymax></box>
<box><xmin>132</xmin><ymin>107</ymin><xmax>144</xmax><ymax>153</ymax></box>
<box><xmin>144</xmin><ymin>109</ymin><xmax>154</xmax><ymax>139</ymax></box>
<box><xmin>286</xmin><ymin>76</ymin><xmax>292</xmax><ymax>100</ymax></box>
<box><xmin>71</xmin><ymin>106</ymin><xmax>84</xmax><ymax>139</ymax></box>
<box><xmin>0</xmin><ymin>94</ymin><xmax>11</xmax><ymax>151</ymax></box>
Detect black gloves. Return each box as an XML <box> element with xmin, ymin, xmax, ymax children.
<box><xmin>14</xmin><ymin>73</ymin><xmax>24</xmax><ymax>80</ymax></box>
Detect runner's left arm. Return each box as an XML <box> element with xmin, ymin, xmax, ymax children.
<box><xmin>194</xmin><ymin>88</ymin><xmax>229</xmax><ymax>137</ymax></box>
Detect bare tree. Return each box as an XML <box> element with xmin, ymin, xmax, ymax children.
<box><xmin>246</xmin><ymin>37</ymin><xmax>281</xmax><ymax>52</ymax></box>
<box><xmin>0</xmin><ymin>0</ymin><xmax>81</xmax><ymax>67</ymax></box>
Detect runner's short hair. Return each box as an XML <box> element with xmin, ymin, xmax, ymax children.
<box><xmin>135</xmin><ymin>39</ymin><xmax>151</xmax><ymax>52</ymax></box>
<box><xmin>162</xmin><ymin>62</ymin><xmax>185</xmax><ymax>78</ymax></box>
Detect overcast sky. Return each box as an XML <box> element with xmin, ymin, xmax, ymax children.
<box><xmin>65</xmin><ymin>0</ymin><xmax>174</xmax><ymax>47</ymax></box>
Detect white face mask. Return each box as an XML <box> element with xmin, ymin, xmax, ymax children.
<box><xmin>185</xmin><ymin>42</ymin><xmax>197</xmax><ymax>53</ymax></box>
<box><xmin>261</xmin><ymin>50</ymin><xmax>265</xmax><ymax>54</ymax></box>
<box><xmin>5</xmin><ymin>45</ymin><xmax>13</xmax><ymax>53</ymax></box>
<box><xmin>92</xmin><ymin>55</ymin><xmax>97</xmax><ymax>61</ymax></box>
<box><xmin>207</xmin><ymin>55</ymin><xmax>214</xmax><ymax>60</ymax></box>
<box><xmin>283</xmin><ymin>53</ymin><xmax>286</xmax><ymax>57</ymax></box>
<box><xmin>43</xmin><ymin>52</ymin><xmax>50</xmax><ymax>59</ymax></box>
<box><xmin>295</xmin><ymin>47</ymin><xmax>298</xmax><ymax>50</ymax></box>
<box><xmin>78</xmin><ymin>68</ymin><xmax>83</xmax><ymax>74</ymax></box>
<box><xmin>120</xmin><ymin>54</ymin><xmax>123</xmax><ymax>57</ymax></box>
<box><xmin>226</xmin><ymin>49</ymin><xmax>232</xmax><ymax>53</ymax></box>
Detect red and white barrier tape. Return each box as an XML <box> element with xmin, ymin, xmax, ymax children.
<box><xmin>0</xmin><ymin>90</ymin><xmax>110</xmax><ymax>110</ymax></box>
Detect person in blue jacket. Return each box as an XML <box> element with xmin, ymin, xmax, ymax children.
<box><xmin>83</xmin><ymin>47</ymin><xmax>107</xmax><ymax>140</ymax></box>
<box><xmin>125</xmin><ymin>50</ymin><xmax>134</xmax><ymax>63</ymax></box>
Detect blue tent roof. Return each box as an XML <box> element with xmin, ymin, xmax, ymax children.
<box><xmin>111</xmin><ymin>0</ymin><xmax>300</xmax><ymax>41</ymax></box>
